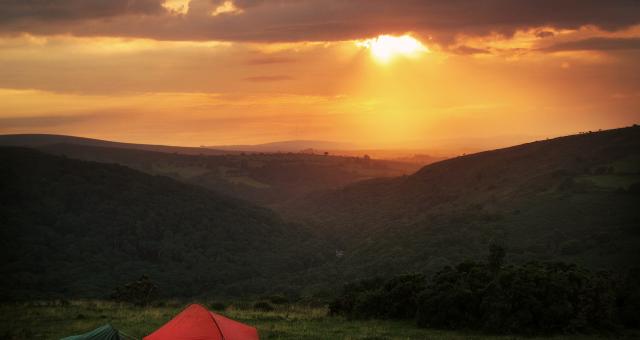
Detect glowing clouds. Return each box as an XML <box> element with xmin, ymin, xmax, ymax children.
<box><xmin>163</xmin><ymin>0</ymin><xmax>190</xmax><ymax>15</ymax></box>
<box><xmin>211</xmin><ymin>1</ymin><xmax>244</xmax><ymax>16</ymax></box>
<box><xmin>357</xmin><ymin>35</ymin><xmax>428</xmax><ymax>62</ymax></box>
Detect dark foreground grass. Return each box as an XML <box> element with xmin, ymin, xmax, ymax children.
<box><xmin>0</xmin><ymin>301</ymin><xmax>636</xmax><ymax>340</ymax></box>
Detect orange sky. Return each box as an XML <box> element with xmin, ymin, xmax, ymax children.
<box><xmin>1</xmin><ymin>0</ymin><xmax>639</xmax><ymax>151</ymax></box>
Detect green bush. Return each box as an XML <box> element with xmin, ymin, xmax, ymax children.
<box><xmin>110</xmin><ymin>275</ymin><xmax>158</xmax><ymax>306</ymax></box>
<box><xmin>416</xmin><ymin>260</ymin><xmax>619</xmax><ymax>334</ymax></box>
<box><xmin>253</xmin><ymin>301</ymin><xmax>275</xmax><ymax>312</ymax></box>
<box><xmin>329</xmin><ymin>274</ymin><xmax>424</xmax><ymax>319</ymax></box>
<box><xmin>265</xmin><ymin>294</ymin><xmax>289</xmax><ymax>305</ymax></box>
<box><xmin>616</xmin><ymin>267</ymin><xmax>640</xmax><ymax>328</ymax></box>
<box><xmin>332</xmin><ymin>246</ymin><xmax>632</xmax><ymax>335</ymax></box>
<box><xmin>209</xmin><ymin>301</ymin><xmax>228</xmax><ymax>311</ymax></box>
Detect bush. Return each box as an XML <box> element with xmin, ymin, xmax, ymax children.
<box><xmin>617</xmin><ymin>267</ymin><xmax>640</xmax><ymax>328</ymax></box>
<box><xmin>253</xmin><ymin>301</ymin><xmax>274</xmax><ymax>312</ymax></box>
<box><xmin>110</xmin><ymin>275</ymin><xmax>158</xmax><ymax>306</ymax></box>
<box><xmin>267</xmin><ymin>294</ymin><xmax>289</xmax><ymax>305</ymax></box>
<box><xmin>209</xmin><ymin>301</ymin><xmax>228</xmax><ymax>311</ymax></box>
<box><xmin>329</xmin><ymin>274</ymin><xmax>425</xmax><ymax>319</ymax></box>
<box><xmin>416</xmin><ymin>261</ymin><xmax>618</xmax><ymax>334</ymax></box>
<box><xmin>332</xmin><ymin>245</ymin><xmax>631</xmax><ymax>335</ymax></box>
<box><xmin>416</xmin><ymin>262</ymin><xmax>490</xmax><ymax>329</ymax></box>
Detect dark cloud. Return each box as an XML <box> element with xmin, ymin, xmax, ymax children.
<box><xmin>543</xmin><ymin>37</ymin><xmax>640</xmax><ymax>52</ymax></box>
<box><xmin>451</xmin><ymin>46</ymin><xmax>491</xmax><ymax>55</ymax></box>
<box><xmin>0</xmin><ymin>0</ymin><xmax>638</xmax><ymax>44</ymax></box>
<box><xmin>0</xmin><ymin>113</ymin><xmax>98</xmax><ymax>128</ymax></box>
<box><xmin>246</xmin><ymin>56</ymin><xmax>296</xmax><ymax>65</ymax></box>
<box><xmin>535</xmin><ymin>30</ymin><xmax>555</xmax><ymax>38</ymax></box>
<box><xmin>0</xmin><ymin>0</ymin><xmax>166</xmax><ymax>23</ymax></box>
<box><xmin>243</xmin><ymin>75</ymin><xmax>293</xmax><ymax>82</ymax></box>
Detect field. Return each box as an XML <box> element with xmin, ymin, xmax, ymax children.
<box><xmin>1</xmin><ymin>301</ymin><xmax>636</xmax><ymax>340</ymax></box>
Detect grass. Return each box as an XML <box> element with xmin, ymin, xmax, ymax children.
<box><xmin>1</xmin><ymin>301</ymin><xmax>636</xmax><ymax>340</ymax></box>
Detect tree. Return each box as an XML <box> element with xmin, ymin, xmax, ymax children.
<box><xmin>111</xmin><ymin>275</ymin><xmax>158</xmax><ymax>306</ymax></box>
<box><xmin>488</xmin><ymin>243</ymin><xmax>505</xmax><ymax>274</ymax></box>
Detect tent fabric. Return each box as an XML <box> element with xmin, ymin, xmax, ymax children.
<box><xmin>61</xmin><ymin>324</ymin><xmax>121</xmax><ymax>340</ymax></box>
<box><xmin>211</xmin><ymin>312</ymin><xmax>259</xmax><ymax>340</ymax></box>
<box><xmin>144</xmin><ymin>304</ymin><xmax>259</xmax><ymax>340</ymax></box>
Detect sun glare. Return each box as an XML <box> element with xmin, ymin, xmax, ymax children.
<box><xmin>357</xmin><ymin>35</ymin><xmax>428</xmax><ymax>62</ymax></box>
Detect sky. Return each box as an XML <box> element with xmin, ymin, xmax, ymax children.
<box><xmin>1</xmin><ymin>0</ymin><xmax>639</xmax><ymax>151</ymax></box>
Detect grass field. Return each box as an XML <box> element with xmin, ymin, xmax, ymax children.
<box><xmin>0</xmin><ymin>300</ymin><xmax>636</xmax><ymax>340</ymax></box>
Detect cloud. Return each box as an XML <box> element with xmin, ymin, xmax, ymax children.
<box><xmin>451</xmin><ymin>45</ymin><xmax>491</xmax><ymax>55</ymax></box>
<box><xmin>543</xmin><ymin>37</ymin><xmax>640</xmax><ymax>52</ymax></box>
<box><xmin>0</xmin><ymin>0</ymin><xmax>638</xmax><ymax>44</ymax></box>
<box><xmin>0</xmin><ymin>0</ymin><xmax>166</xmax><ymax>22</ymax></box>
<box><xmin>535</xmin><ymin>30</ymin><xmax>555</xmax><ymax>38</ymax></box>
<box><xmin>0</xmin><ymin>113</ymin><xmax>104</xmax><ymax>129</ymax></box>
<box><xmin>243</xmin><ymin>75</ymin><xmax>293</xmax><ymax>82</ymax></box>
<box><xmin>246</xmin><ymin>56</ymin><xmax>296</xmax><ymax>65</ymax></box>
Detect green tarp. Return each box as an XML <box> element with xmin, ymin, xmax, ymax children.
<box><xmin>61</xmin><ymin>324</ymin><xmax>121</xmax><ymax>340</ymax></box>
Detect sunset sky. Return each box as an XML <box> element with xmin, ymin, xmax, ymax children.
<box><xmin>1</xmin><ymin>0</ymin><xmax>639</xmax><ymax>150</ymax></box>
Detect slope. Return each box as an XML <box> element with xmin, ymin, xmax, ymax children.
<box><xmin>287</xmin><ymin>126</ymin><xmax>640</xmax><ymax>280</ymax></box>
<box><xmin>0</xmin><ymin>147</ymin><xmax>327</xmax><ymax>299</ymax></box>
<box><xmin>0</xmin><ymin>134</ymin><xmax>232</xmax><ymax>156</ymax></box>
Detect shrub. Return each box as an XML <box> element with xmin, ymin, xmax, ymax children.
<box><xmin>110</xmin><ymin>275</ymin><xmax>158</xmax><ymax>306</ymax></box>
<box><xmin>329</xmin><ymin>274</ymin><xmax>425</xmax><ymax>319</ymax></box>
<box><xmin>253</xmin><ymin>301</ymin><xmax>274</xmax><ymax>312</ymax></box>
<box><xmin>209</xmin><ymin>301</ymin><xmax>228</xmax><ymax>311</ymax></box>
<box><xmin>332</xmin><ymin>245</ymin><xmax>630</xmax><ymax>335</ymax></box>
<box><xmin>267</xmin><ymin>294</ymin><xmax>289</xmax><ymax>305</ymax></box>
<box><xmin>416</xmin><ymin>261</ymin><xmax>618</xmax><ymax>334</ymax></box>
<box><xmin>616</xmin><ymin>267</ymin><xmax>640</xmax><ymax>328</ymax></box>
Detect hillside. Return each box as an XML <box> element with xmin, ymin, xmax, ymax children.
<box><xmin>0</xmin><ymin>134</ymin><xmax>232</xmax><ymax>156</ymax></box>
<box><xmin>0</xmin><ymin>147</ymin><xmax>328</xmax><ymax>300</ymax></box>
<box><xmin>286</xmin><ymin>127</ymin><xmax>640</xmax><ymax>280</ymax></box>
<box><xmin>204</xmin><ymin>140</ymin><xmax>357</xmax><ymax>153</ymax></box>
<box><xmin>20</xmin><ymin>142</ymin><xmax>421</xmax><ymax>205</ymax></box>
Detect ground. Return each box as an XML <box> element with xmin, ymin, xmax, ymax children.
<box><xmin>1</xmin><ymin>301</ymin><xmax>636</xmax><ymax>340</ymax></box>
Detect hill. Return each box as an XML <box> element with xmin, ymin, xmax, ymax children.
<box><xmin>286</xmin><ymin>126</ymin><xmax>640</xmax><ymax>281</ymax></box>
<box><xmin>0</xmin><ymin>134</ymin><xmax>232</xmax><ymax>156</ymax></box>
<box><xmin>20</xmin><ymin>142</ymin><xmax>421</xmax><ymax>205</ymax></box>
<box><xmin>0</xmin><ymin>147</ymin><xmax>328</xmax><ymax>300</ymax></box>
<box><xmin>204</xmin><ymin>140</ymin><xmax>357</xmax><ymax>153</ymax></box>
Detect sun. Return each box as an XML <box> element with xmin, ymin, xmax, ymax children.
<box><xmin>357</xmin><ymin>35</ymin><xmax>428</xmax><ymax>63</ymax></box>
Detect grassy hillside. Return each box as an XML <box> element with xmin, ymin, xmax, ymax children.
<box><xmin>0</xmin><ymin>147</ymin><xmax>328</xmax><ymax>299</ymax></box>
<box><xmin>286</xmin><ymin>127</ymin><xmax>640</xmax><ymax>280</ymax></box>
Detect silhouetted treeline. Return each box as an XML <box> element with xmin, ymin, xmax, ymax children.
<box><xmin>330</xmin><ymin>246</ymin><xmax>640</xmax><ymax>334</ymax></box>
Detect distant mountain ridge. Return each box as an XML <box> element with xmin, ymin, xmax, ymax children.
<box><xmin>0</xmin><ymin>134</ymin><xmax>234</xmax><ymax>155</ymax></box>
<box><xmin>204</xmin><ymin>140</ymin><xmax>357</xmax><ymax>153</ymax></box>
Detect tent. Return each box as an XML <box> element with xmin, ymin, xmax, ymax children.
<box><xmin>144</xmin><ymin>304</ymin><xmax>259</xmax><ymax>340</ymax></box>
<box><xmin>61</xmin><ymin>324</ymin><xmax>125</xmax><ymax>340</ymax></box>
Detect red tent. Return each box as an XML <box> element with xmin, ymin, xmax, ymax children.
<box><xmin>144</xmin><ymin>304</ymin><xmax>259</xmax><ymax>340</ymax></box>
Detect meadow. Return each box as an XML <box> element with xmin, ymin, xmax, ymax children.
<box><xmin>1</xmin><ymin>300</ymin><xmax>636</xmax><ymax>340</ymax></box>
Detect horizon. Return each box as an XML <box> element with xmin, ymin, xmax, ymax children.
<box><xmin>1</xmin><ymin>1</ymin><xmax>639</xmax><ymax>148</ymax></box>
<box><xmin>1</xmin><ymin>125</ymin><xmax>635</xmax><ymax>160</ymax></box>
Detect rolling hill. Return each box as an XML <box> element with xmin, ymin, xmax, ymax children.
<box><xmin>2</xmin><ymin>127</ymin><xmax>639</xmax><ymax>299</ymax></box>
<box><xmin>0</xmin><ymin>147</ymin><xmax>328</xmax><ymax>300</ymax></box>
<box><xmin>204</xmin><ymin>140</ymin><xmax>357</xmax><ymax>153</ymax></box>
<box><xmin>286</xmin><ymin>126</ymin><xmax>640</xmax><ymax>281</ymax></box>
<box><xmin>2</xmin><ymin>141</ymin><xmax>421</xmax><ymax>205</ymax></box>
<box><xmin>0</xmin><ymin>134</ymin><xmax>233</xmax><ymax>156</ymax></box>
